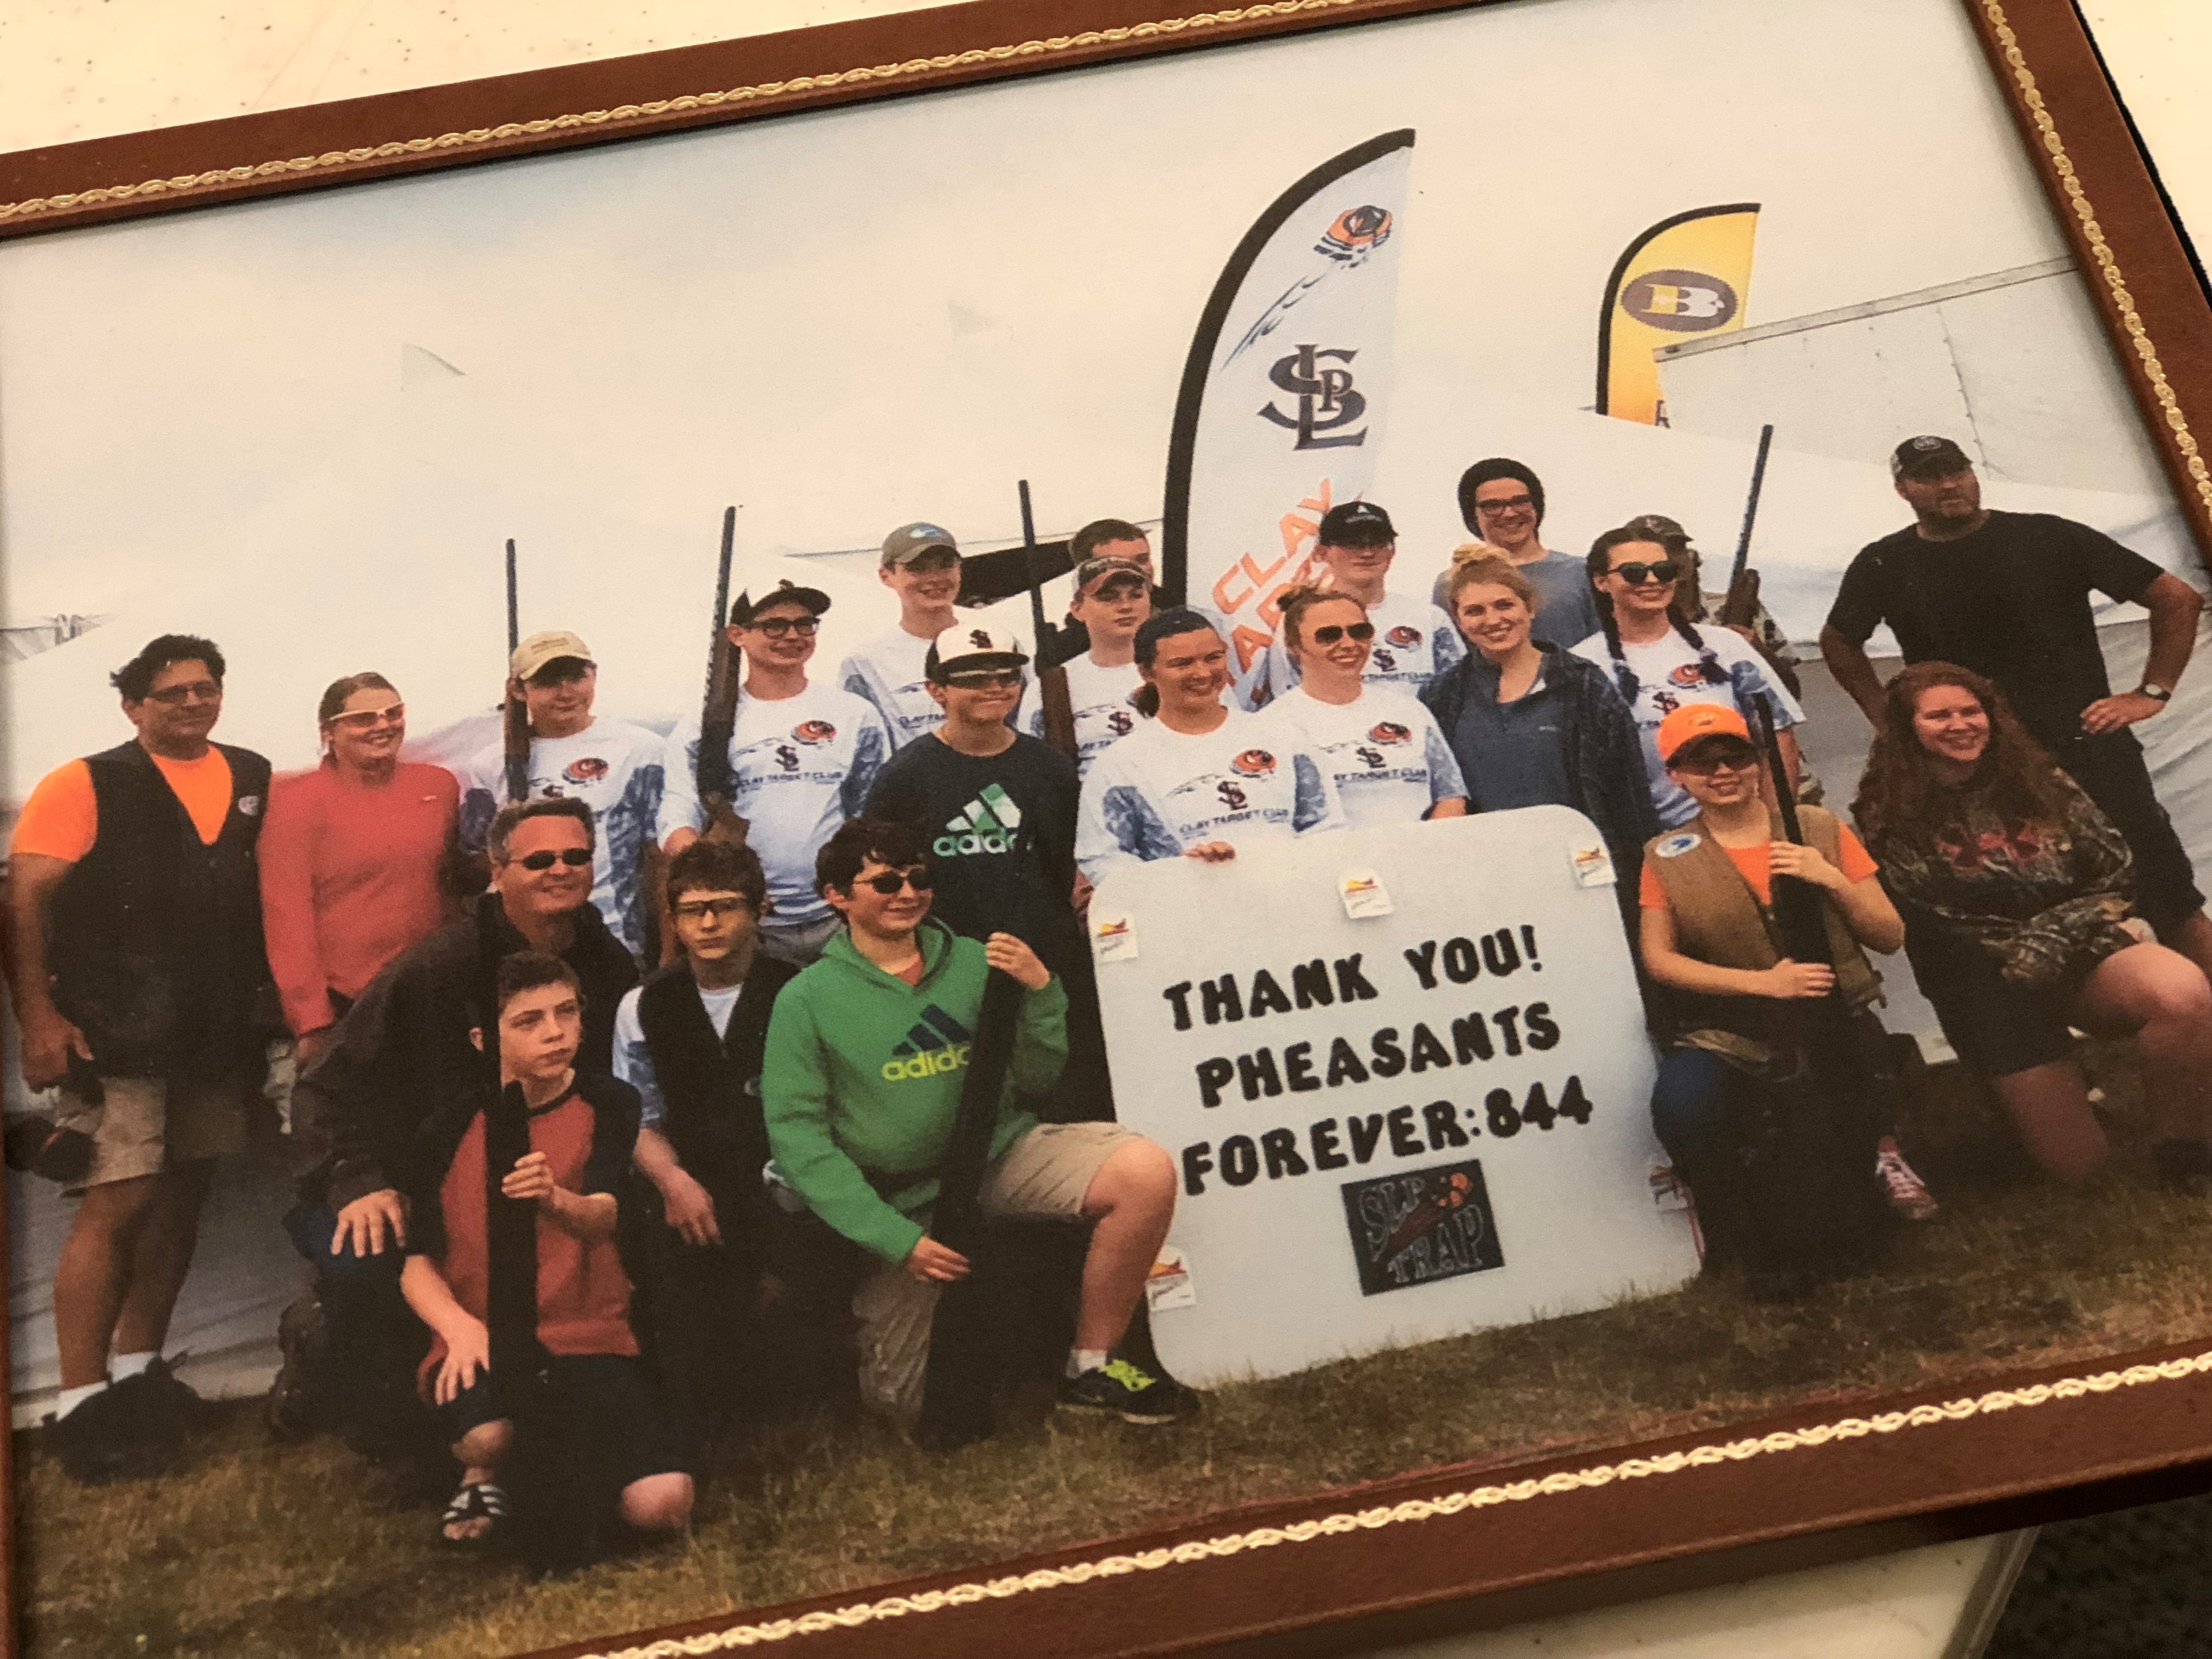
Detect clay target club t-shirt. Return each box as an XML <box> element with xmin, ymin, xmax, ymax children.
<box><xmin>1825</xmin><ymin>510</ymin><xmax>2165</xmax><ymax>747</ymax></box>
<box><xmin>1016</xmin><ymin>654</ymin><xmax>1146</xmax><ymax>778</ymax></box>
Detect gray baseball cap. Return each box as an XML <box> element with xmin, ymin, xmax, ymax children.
<box><xmin>881</xmin><ymin>521</ymin><xmax>961</xmax><ymax>566</ymax></box>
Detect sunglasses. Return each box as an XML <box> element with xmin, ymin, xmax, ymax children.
<box><xmin>944</xmin><ymin>668</ymin><xmax>1025</xmax><ymax>689</ymax></box>
<box><xmin>1610</xmin><ymin>561</ymin><xmax>1680</xmax><ymax>587</ymax></box>
<box><xmin>897</xmin><ymin>550</ymin><xmax>961</xmax><ymax>573</ymax></box>
<box><xmin>1670</xmin><ymin>745</ymin><xmax>1760</xmax><ymax>775</ymax></box>
<box><xmin>144</xmin><ymin>680</ymin><xmax>222</xmax><ymax>706</ymax></box>
<box><xmin>516</xmin><ymin>847</ymin><xmax>594</xmax><ymax>870</ymax></box>
<box><xmin>1309</xmin><ymin>622</ymin><xmax>1376</xmax><ymax>646</ymax></box>
<box><xmin>747</xmin><ymin>615</ymin><xmax>820</xmax><ymax>637</ymax></box>
<box><xmin>858</xmin><ymin>866</ymin><xmax>936</xmax><ymax>896</ymax></box>
<box><xmin>328</xmin><ymin>703</ymin><xmax>406</xmax><ymax>731</ymax></box>
<box><xmin>672</xmin><ymin>897</ymin><xmax>751</xmax><ymax>922</ymax></box>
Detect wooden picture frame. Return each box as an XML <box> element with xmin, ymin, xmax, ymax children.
<box><xmin>5</xmin><ymin>2</ymin><xmax>2212</xmax><ymax>1656</ymax></box>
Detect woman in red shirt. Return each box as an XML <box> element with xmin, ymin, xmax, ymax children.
<box><xmin>259</xmin><ymin>673</ymin><xmax>459</xmax><ymax>1060</ymax></box>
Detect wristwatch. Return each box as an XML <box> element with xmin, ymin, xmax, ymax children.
<box><xmin>2137</xmin><ymin>682</ymin><xmax>2174</xmax><ymax>703</ymax></box>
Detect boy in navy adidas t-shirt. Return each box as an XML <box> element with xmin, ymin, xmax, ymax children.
<box><xmin>866</xmin><ymin>626</ymin><xmax>1108</xmax><ymax>1120</ymax></box>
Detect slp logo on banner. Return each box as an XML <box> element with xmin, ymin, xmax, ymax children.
<box><xmin>1161</xmin><ymin>131</ymin><xmax>1414</xmax><ymax>686</ymax></box>
<box><xmin>1597</xmin><ymin>203</ymin><xmax>1759</xmax><ymax>425</ymax></box>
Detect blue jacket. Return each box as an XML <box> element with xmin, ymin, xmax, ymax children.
<box><xmin>1420</xmin><ymin>642</ymin><xmax>1660</xmax><ymax>914</ymax></box>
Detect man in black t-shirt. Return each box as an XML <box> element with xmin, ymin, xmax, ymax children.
<box><xmin>865</xmin><ymin>625</ymin><xmax>1111</xmax><ymax>1120</ymax></box>
<box><xmin>1819</xmin><ymin>434</ymin><xmax>2212</xmax><ymax>973</ymax></box>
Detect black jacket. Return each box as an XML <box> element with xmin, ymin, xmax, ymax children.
<box><xmin>296</xmin><ymin>894</ymin><xmax>639</xmax><ymax>1208</ymax></box>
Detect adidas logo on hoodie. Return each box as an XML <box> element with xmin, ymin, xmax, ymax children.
<box><xmin>881</xmin><ymin>1002</ymin><xmax>977</xmax><ymax>1082</ymax></box>
<box><xmin>933</xmin><ymin>782</ymin><xmax>1024</xmax><ymax>857</ymax></box>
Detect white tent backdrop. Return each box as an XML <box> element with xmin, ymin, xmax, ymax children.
<box><xmin>5</xmin><ymin>0</ymin><xmax>2209</xmax><ymax>1409</ymax></box>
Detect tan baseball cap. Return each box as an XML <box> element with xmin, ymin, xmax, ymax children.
<box><xmin>511</xmin><ymin>630</ymin><xmax>594</xmax><ymax>681</ymax></box>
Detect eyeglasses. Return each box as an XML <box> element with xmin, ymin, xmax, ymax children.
<box><xmin>1309</xmin><ymin>622</ymin><xmax>1375</xmax><ymax>646</ymax></box>
<box><xmin>858</xmin><ymin>866</ymin><xmax>936</xmax><ymax>896</ymax></box>
<box><xmin>1476</xmin><ymin>494</ymin><xmax>1535</xmax><ymax>514</ymax></box>
<box><xmin>1610</xmin><ymin>561</ymin><xmax>1680</xmax><ymax>587</ymax></box>
<box><xmin>144</xmin><ymin>680</ymin><xmax>222</xmax><ymax>706</ymax></box>
<box><xmin>748</xmin><ymin>616</ymin><xmax>820</xmax><ymax>638</ymax></box>
<box><xmin>672</xmin><ymin>897</ymin><xmax>751</xmax><ymax>922</ymax></box>
<box><xmin>1670</xmin><ymin>746</ymin><xmax>1760</xmax><ymax>775</ymax></box>
<box><xmin>516</xmin><ymin>847</ymin><xmax>594</xmax><ymax>870</ymax></box>
<box><xmin>945</xmin><ymin>668</ymin><xmax>1025</xmax><ymax>689</ymax></box>
<box><xmin>328</xmin><ymin>703</ymin><xmax>406</xmax><ymax>731</ymax></box>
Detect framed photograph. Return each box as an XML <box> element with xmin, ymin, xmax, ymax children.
<box><xmin>6</xmin><ymin>1</ymin><xmax>2212</xmax><ymax>1656</ymax></box>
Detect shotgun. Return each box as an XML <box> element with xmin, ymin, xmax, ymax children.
<box><xmin>1718</xmin><ymin>424</ymin><xmax>1774</xmax><ymax>632</ymax></box>
<box><xmin>696</xmin><ymin>506</ymin><xmax>749</xmax><ymax>847</ymax></box>
<box><xmin>1718</xmin><ymin>425</ymin><xmax>1802</xmax><ymax>698</ymax></box>
<box><xmin>502</xmin><ymin>539</ymin><xmax>531</xmax><ymax>804</ymax></box>
<box><xmin>479</xmin><ymin>1019</ymin><xmax>616</xmax><ymax>1572</ymax></box>
<box><xmin>1017</xmin><ymin>479</ymin><xmax>1079</xmax><ymax>755</ymax></box>
<box><xmin>913</xmin><ymin>963</ymin><xmax>1027</xmax><ymax>1451</ymax></box>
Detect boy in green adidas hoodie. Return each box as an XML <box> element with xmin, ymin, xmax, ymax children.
<box><xmin>763</xmin><ymin>815</ymin><xmax>1188</xmax><ymax>1429</ymax></box>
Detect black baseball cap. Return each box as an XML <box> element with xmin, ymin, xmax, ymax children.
<box><xmin>1891</xmin><ymin>435</ymin><xmax>1974</xmax><ymax>481</ymax></box>
<box><xmin>730</xmin><ymin>580</ymin><xmax>831</xmax><ymax>625</ymax></box>
<box><xmin>1318</xmin><ymin>501</ymin><xmax>1395</xmax><ymax>547</ymax></box>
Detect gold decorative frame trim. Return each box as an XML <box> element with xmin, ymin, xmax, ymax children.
<box><xmin>1980</xmin><ymin>0</ymin><xmax>2212</xmax><ymax>519</ymax></box>
<box><xmin>576</xmin><ymin>1348</ymin><xmax>2212</xmax><ymax>1657</ymax></box>
<box><xmin>0</xmin><ymin>0</ymin><xmax>1368</xmax><ymax>224</ymax></box>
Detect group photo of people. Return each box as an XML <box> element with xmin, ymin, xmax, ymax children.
<box><xmin>12</xmin><ymin>431</ymin><xmax>2212</xmax><ymax>1537</ymax></box>
<box><xmin>5</xmin><ymin>0</ymin><xmax>2211</xmax><ymax>1651</ymax></box>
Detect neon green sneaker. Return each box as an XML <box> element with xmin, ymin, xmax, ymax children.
<box><xmin>1058</xmin><ymin>1356</ymin><xmax>1190</xmax><ymax>1425</ymax></box>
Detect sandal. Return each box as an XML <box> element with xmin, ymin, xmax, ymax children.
<box><xmin>439</xmin><ymin>1480</ymin><xmax>509</xmax><ymax>1546</ymax></box>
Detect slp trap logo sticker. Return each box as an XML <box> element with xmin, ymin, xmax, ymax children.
<box><xmin>1341</xmin><ymin>1158</ymin><xmax>1503</xmax><ymax>1296</ymax></box>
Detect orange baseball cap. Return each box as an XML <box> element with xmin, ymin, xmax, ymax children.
<box><xmin>1657</xmin><ymin>703</ymin><xmax>1752</xmax><ymax>763</ymax></box>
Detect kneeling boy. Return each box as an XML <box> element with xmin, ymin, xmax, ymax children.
<box><xmin>400</xmin><ymin>952</ymin><xmax>692</xmax><ymax>1546</ymax></box>
<box><xmin>763</xmin><ymin>815</ymin><xmax>1187</xmax><ymax>1429</ymax></box>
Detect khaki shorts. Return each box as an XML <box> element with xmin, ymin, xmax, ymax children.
<box><xmin>853</xmin><ymin>1121</ymin><xmax>1142</xmax><ymax>1425</ymax></box>
<box><xmin>54</xmin><ymin>1071</ymin><xmax>251</xmax><ymax>1190</ymax></box>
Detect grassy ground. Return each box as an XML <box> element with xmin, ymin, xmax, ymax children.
<box><xmin>20</xmin><ymin>1046</ymin><xmax>2212</xmax><ymax>1658</ymax></box>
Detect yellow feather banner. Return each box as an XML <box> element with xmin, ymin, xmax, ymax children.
<box><xmin>1597</xmin><ymin>204</ymin><xmax>1759</xmax><ymax>425</ymax></box>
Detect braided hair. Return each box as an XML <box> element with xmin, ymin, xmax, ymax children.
<box><xmin>1584</xmin><ymin>526</ymin><xmax>1731</xmax><ymax>706</ymax></box>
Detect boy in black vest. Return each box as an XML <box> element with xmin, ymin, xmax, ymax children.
<box><xmin>612</xmin><ymin>839</ymin><xmax>801</xmax><ymax>1444</ymax></box>
<box><xmin>6</xmin><ymin>635</ymin><xmax>273</xmax><ymax>1481</ymax></box>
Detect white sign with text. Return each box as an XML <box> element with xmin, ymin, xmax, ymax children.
<box><xmin>1091</xmin><ymin>807</ymin><xmax>1697</xmax><ymax>1386</ymax></box>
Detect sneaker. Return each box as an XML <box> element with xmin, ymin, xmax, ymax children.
<box><xmin>268</xmin><ymin>1291</ymin><xmax>332</xmax><ymax>1440</ymax></box>
<box><xmin>45</xmin><ymin>1384</ymin><xmax>170</xmax><ymax>1484</ymax></box>
<box><xmin>1875</xmin><ymin>1136</ymin><xmax>1940</xmax><ymax>1222</ymax></box>
<box><xmin>3</xmin><ymin>1116</ymin><xmax>94</xmax><ymax>1184</ymax></box>
<box><xmin>1058</xmin><ymin>1357</ymin><xmax>1190</xmax><ymax>1425</ymax></box>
